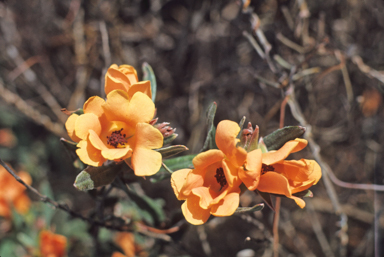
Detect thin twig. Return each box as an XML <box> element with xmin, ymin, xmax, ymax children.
<box><xmin>286</xmin><ymin>85</ymin><xmax>349</xmax><ymax>255</ymax></box>
<box><xmin>0</xmin><ymin>80</ymin><xmax>66</xmax><ymax>137</ymax></box>
<box><xmin>306</xmin><ymin>201</ymin><xmax>335</xmax><ymax>257</ymax></box>
<box><xmin>0</xmin><ymin>158</ymin><xmax>173</xmax><ymax>241</ymax></box>
<box><xmin>273</xmin><ymin>197</ymin><xmax>281</xmax><ymax>257</ymax></box>
<box><xmin>0</xmin><ymin>158</ymin><xmax>132</xmax><ymax>231</ymax></box>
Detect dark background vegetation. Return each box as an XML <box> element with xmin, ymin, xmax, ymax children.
<box><xmin>0</xmin><ymin>0</ymin><xmax>383</xmax><ymax>256</ymax></box>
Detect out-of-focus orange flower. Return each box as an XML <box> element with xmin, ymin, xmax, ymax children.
<box><xmin>112</xmin><ymin>232</ymin><xmax>147</xmax><ymax>257</ymax></box>
<box><xmin>65</xmin><ymin>90</ymin><xmax>163</xmax><ymax>176</ymax></box>
<box><xmin>105</xmin><ymin>64</ymin><xmax>152</xmax><ymax>99</ymax></box>
<box><xmin>257</xmin><ymin>138</ymin><xmax>322</xmax><ymax>208</ymax></box>
<box><xmin>357</xmin><ymin>88</ymin><xmax>382</xmax><ymax>117</ymax></box>
<box><xmin>0</xmin><ymin>164</ymin><xmax>31</xmax><ymax>218</ymax></box>
<box><xmin>39</xmin><ymin>230</ymin><xmax>67</xmax><ymax>257</ymax></box>
<box><xmin>171</xmin><ymin>120</ymin><xmax>262</xmax><ymax>225</ymax></box>
<box><xmin>0</xmin><ymin>128</ymin><xmax>17</xmax><ymax>148</ymax></box>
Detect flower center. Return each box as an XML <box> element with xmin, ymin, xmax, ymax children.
<box><xmin>261</xmin><ymin>163</ymin><xmax>275</xmax><ymax>175</ymax></box>
<box><xmin>106</xmin><ymin>128</ymin><xmax>128</xmax><ymax>148</ymax></box>
<box><xmin>214</xmin><ymin>167</ymin><xmax>227</xmax><ymax>188</ymax></box>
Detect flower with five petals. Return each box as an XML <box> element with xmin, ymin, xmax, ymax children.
<box><xmin>0</xmin><ymin>164</ymin><xmax>31</xmax><ymax>218</ymax></box>
<box><xmin>171</xmin><ymin>120</ymin><xmax>262</xmax><ymax>225</ymax></box>
<box><xmin>257</xmin><ymin>138</ymin><xmax>322</xmax><ymax>208</ymax></box>
<box><xmin>39</xmin><ymin>230</ymin><xmax>67</xmax><ymax>257</ymax></box>
<box><xmin>65</xmin><ymin>90</ymin><xmax>163</xmax><ymax>176</ymax></box>
<box><xmin>105</xmin><ymin>64</ymin><xmax>151</xmax><ymax>99</ymax></box>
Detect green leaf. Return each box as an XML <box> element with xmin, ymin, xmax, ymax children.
<box><xmin>256</xmin><ymin>190</ymin><xmax>274</xmax><ymax>211</ymax></box>
<box><xmin>74</xmin><ymin>162</ymin><xmax>123</xmax><ymax>191</ymax></box>
<box><xmin>16</xmin><ymin>233</ymin><xmax>35</xmax><ymax>247</ymax></box>
<box><xmin>163</xmin><ymin>133</ymin><xmax>178</xmax><ymax>145</ymax></box>
<box><xmin>60</xmin><ymin>138</ymin><xmax>77</xmax><ymax>151</ymax></box>
<box><xmin>263</xmin><ymin>126</ymin><xmax>306</xmax><ymax>151</ymax></box>
<box><xmin>293</xmin><ymin>190</ymin><xmax>313</xmax><ymax>198</ymax></box>
<box><xmin>234</xmin><ymin>203</ymin><xmax>264</xmax><ymax>214</ymax></box>
<box><xmin>160</xmin><ymin>154</ymin><xmax>195</xmax><ymax>172</ymax></box>
<box><xmin>142</xmin><ymin>62</ymin><xmax>157</xmax><ymax>102</ymax></box>
<box><xmin>237</xmin><ymin>116</ymin><xmax>246</xmax><ymax>139</ymax></box>
<box><xmin>156</xmin><ymin>145</ymin><xmax>189</xmax><ymax>159</ymax></box>
<box><xmin>113</xmin><ymin>178</ymin><xmax>165</xmax><ymax>226</ymax></box>
<box><xmin>151</xmin><ymin>155</ymin><xmax>196</xmax><ymax>182</ymax></box>
<box><xmin>0</xmin><ymin>239</ymin><xmax>20</xmax><ymax>257</ymax></box>
<box><xmin>201</xmin><ymin>102</ymin><xmax>218</xmax><ymax>152</ymax></box>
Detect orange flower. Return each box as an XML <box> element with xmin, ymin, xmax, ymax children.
<box><xmin>257</xmin><ymin>138</ymin><xmax>322</xmax><ymax>208</ymax></box>
<box><xmin>171</xmin><ymin>120</ymin><xmax>262</xmax><ymax>225</ymax></box>
<box><xmin>105</xmin><ymin>64</ymin><xmax>151</xmax><ymax>99</ymax></box>
<box><xmin>112</xmin><ymin>232</ymin><xmax>147</xmax><ymax>257</ymax></box>
<box><xmin>0</xmin><ymin>164</ymin><xmax>31</xmax><ymax>218</ymax></box>
<box><xmin>65</xmin><ymin>90</ymin><xmax>163</xmax><ymax>176</ymax></box>
<box><xmin>39</xmin><ymin>230</ymin><xmax>67</xmax><ymax>257</ymax></box>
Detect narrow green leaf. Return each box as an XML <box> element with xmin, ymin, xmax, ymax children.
<box><xmin>162</xmin><ymin>162</ymin><xmax>174</xmax><ymax>174</ymax></box>
<box><xmin>235</xmin><ymin>203</ymin><xmax>264</xmax><ymax>214</ymax></box>
<box><xmin>151</xmin><ymin>154</ymin><xmax>196</xmax><ymax>182</ymax></box>
<box><xmin>156</xmin><ymin>145</ymin><xmax>189</xmax><ymax>159</ymax></box>
<box><xmin>263</xmin><ymin>126</ymin><xmax>306</xmax><ymax>151</ymax></box>
<box><xmin>74</xmin><ymin>163</ymin><xmax>122</xmax><ymax>191</ymax></box>
<box><xmin>201</xmin><ymin>102</ymin><xmax>217</xmax><ymax>152</ymax></box>
<box><xmin>160</xmin><ymin>154</ymin><xmax>195</xmax><ymax>172</ymax></box>
<box><xmin>163</xmin><ymin>133</ymin><xmax>178</xmax><ymax>145</ymax></box>
<box><xmin>256</xmin><ymin>190</ymin><xmax>274</xmax><ymax>211</ymax></box>
<box><xmin>142</xmin><ymin>62</ymin><xmax>157</xmax><ymax>102</ymax></box>
<box><xmin>293</xmin><ymin>190</ymin><xmax>313</xmax><ymax>198</ymax></box>
<box><xmin>237</xmin><ymin>116</ymin><xmax>246</xmax><ymax>139</ymax></box>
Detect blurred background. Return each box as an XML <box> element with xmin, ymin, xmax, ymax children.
<box><xmin>0</xmin><ymin>0</ymin><xmax>383</xmax><ymax>256</ymax></box>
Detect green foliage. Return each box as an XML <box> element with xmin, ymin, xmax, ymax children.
<box><xmin>114</xmin><ymin>178</ymin><xmax>165</xmax><ymax>226</ymax></box>
<box><xmin>74</xmin><ymin>163</ymin><xmax>123</xmax><ymax>191</ymax></box>
<box><xmin>142</xmin><ymin>62</ymin><xmax>157</xmax><ymax>102</ymax></box>
<box><xmin>39</xmin><ymin>180</ymin><xmax>55</xmax><ymax>225</ymax></box>
<box><xmin>234</xmin><ymin>203</ymin><xmax>264</xmax><ymax>214</ymax></box>
<box><xmin>156</xmin><ymin>145</ymin><xmax>189</xmax><ymax>159</ymax></box>
<box><xmin>201</xmin><ymin>102</ymin><xmax>218</xmax><ymax>152</ymax></box>
<box><xmin>263</xmin><ymin>126</ymin><xmax>306</xmax><ymax>151</ymax></box>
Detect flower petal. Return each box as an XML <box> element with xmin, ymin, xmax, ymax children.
<box><xmin>262</xmin><ymin>138</ymin><xmax>308</xmax><ymax>165</ymax></box>
<box><xmin>101</xmin><ymin>147</ymin><xmax>131</xmax><ymax>160</ymax></box>
<box><xmin>105</xmin><ymin>66</ymin><xmax>132</xmax><ymax>95</ymax></box>
<box><xmin>76</xmin><ymin>140</ymin><xmax>106</xmax><ymax>166</ymax></box>
<box><xmin>292</xmin><ymin>196</ymin><xmax>306</xmax><ymax>208</ymax></box>
<box><xmin>240</xmin><ymin>149</ymin><xmax>262</xmax><ymax>190</ymax></box>
<box><xmin>134</xmin><ymin>123</ymin><xmax>163</xmax><ymax>150</ymax></box>
<box><xmin>191</xmin><ymin>187</ymin><xmax>214</xmax><ymax>209</ymax></box>
<box><xmin>103</xmin><ymin>90</ymin><xmax>131</xmax><ymax>122</ymax></box>
<box><xmin>74</xmin><ymin>113</ymin><xmax>101</xmax><ymax>140</ymax></box>
<box><xmin>221</xmin><ymin>159</ymin><xmax>238</xmax><ymax>187</ymax></box>
<box><xmin>257</xmin><ymin>172</ymin><xmax>292</xmax><ymax>197</ymax></box>
<box><xmin>193</xmin><ymin>149</ymin><xmax>225</xmax><ymax>170</ymax></box>
<box><xmin>83</xmin><ymin>96</ymin><xmax>105</xmax><ymax>117</ymax></box>
<box><xmin>181</xmin><ymin>194</ymin><xmax>211</xmax><ymax>225</ymax></box>
<box><xmin>131</xmin><ymin>147</ymin><xmax>161</xmax><ymax>176</ymax></box>
<box><xmin>171</xmin><ymin>169</ymin><xmax>191</xmax><ymax>200</ymax></box>
<box><xmin>0</xmin><ymin>198</ymin><xmax>10</xmax><ymax>217</ymax></box>
<box><xmin>88</xmin><ymin>129</ymin><xmax>108</xmax><ymax>151</ymax></box>
<box><xmin>215</xmin><ymin>120</ymin><xmax>246</xmax><ymax>166</ymax></box>
<box><xmin>179</xmin><ymin>169</ymin><xmax>205</xmax><ymax>199</ymax></box>
<box><xmin>273</xmin><ymin>159</ymin><xmax>322</xmax><ymax>194</ymax></box>
<box><xmin>65</xmin><ymin>114</ymin><xmax>81</xmax><ymax>142</ymax></box>
<box><xmin>127</xmin><ymin>81</ymin><xmax>152</xmax><ymax>100</ymax></box>
<box><xmin>13</xmin><ymin>193</ymin><xmax>31</xmax><ymax>214</ymax></box>
<box><xmin>210</xmin><ymin>190</ymin><xmax>240</xmax><ymax>216</ymax></box>
<box><xmin>126</xmin><ymin>92</ymin><xmax>156</xmax><ymax>125</ymax></box>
